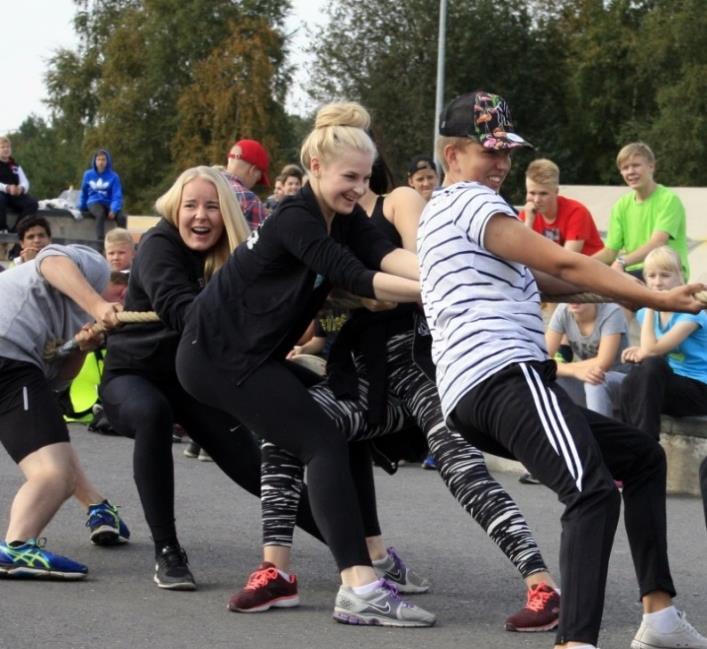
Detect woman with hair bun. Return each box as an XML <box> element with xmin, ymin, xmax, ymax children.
<box><xmin>176</xmin><ymin>103</ymin><xmax>435</xmax><ymax>627</ymax></box>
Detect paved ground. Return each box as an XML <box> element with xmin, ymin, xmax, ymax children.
<box><xmin>1</xmin><ymin>424</ymin><xmax>705</xmax><ymax>649</ymax></box>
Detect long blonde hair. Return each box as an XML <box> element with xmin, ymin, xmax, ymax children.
<box><xmin>155</xmin><ymin>166</ymin><xmax>250</xmax><ymax>280</ymax></box>
<box><xmin>300</xmin><ymin>102</ymin><xmax>377</xmax><ymax>170</ymax></box>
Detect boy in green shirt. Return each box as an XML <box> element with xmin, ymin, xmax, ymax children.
<box><xmin>593</xmin><ymin>142</ymin><xmax>689</xmax><ymax>279</ymax></box>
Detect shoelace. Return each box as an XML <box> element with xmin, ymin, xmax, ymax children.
<box><xmin>526</xmin><ymin>584</ymin><xmax>555</xmax><ymax>612</ymax></box>
<box><xmin>245</xmin><ymin>567</ymin><xmax>279</xmax><ymax>590</ymax></box>
<box><xmin>379</xmin><ymin>578</ymin><xmax>413</xmax><ymax>608</ymax></box>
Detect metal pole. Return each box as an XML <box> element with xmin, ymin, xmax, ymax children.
<box><xmin>433</xmin><ymin>0</ymin><xmax>447</xmax><ymax>168</ymax></box>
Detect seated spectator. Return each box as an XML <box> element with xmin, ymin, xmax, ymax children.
<box><xmin>280</xmin><ymin>164</ymin><xmax>304</xmax><ymax>197</ymax></box>
<box><xmin>0</xmin><ymin>135</ymin><xmax>39</xmax><ymax>232</ymax></box>
<box><xmin>593</xmin><ymin>142</ymin><xmax>689</xmax><ymax>279</ymax></box>
<box><xmin>620</xmin><ymin>246</ymin><xmax>707</xmax><ymax>438</ymax></box>
<box><xmin>264</xmin><ymin>175</ymin><xmax>284</xmax><ymax>211</ymax></box>
<box><xmin>520</xmin><ymin>158</ymin><xmax>603</xmax><ymax>255</ymax></box>
<box><xmin>12</xmin><ymin>216</ymin><xmax>52</xmax><ymax>265</ymax></box>
<box><xmin>406</xmin><ymin>154</ymin><xmax>439</xmax><ymax>202</ymax></box>
<box><xmin>546</xmin><ymin>302</ymin><xmax>629</xmax><ymax>417</ymax></box>
<box><xmin>223</xmin><ymin>139</ymin><xmax>271</xmax><ymax>230</ymax></box>
<box><xmin>104</xmin><ymin>228</ymin><xmax>135</xmax><ymax>272</ymax></box>
<box><xmin>78</xmin><ymin>149</ymin><xmax>125</xmax><ymax>241</ymax></box>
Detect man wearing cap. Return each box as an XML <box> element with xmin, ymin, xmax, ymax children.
<box><xmin>417</xmin><ymin>90</ymin><xmax>707</xmax><ymax>649</ymax></box>
<box><xmin>224</xmin><ymin>139</ymin><xmax>271</xmax><ymax>231</ymax></box>
<box><xmin>406</xmin><ymin>155</ymin><xmax>439</xmax><ymax>202</ymax></box>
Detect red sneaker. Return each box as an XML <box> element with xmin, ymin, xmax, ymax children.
<box><xmin>505</xmin><ymin>582</ymin><xmax>560</xmax><ymax>632</ymax></box>
<box><xmin>228</xmin><ymin>562</ymin><xmax>300</xmax><ymax>613</ymax></box>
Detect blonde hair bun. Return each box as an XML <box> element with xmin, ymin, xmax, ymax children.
<box><xmin>314</xmin><ymin>102</ymin><xmax>371</xmax><ymax>131</ymax></box>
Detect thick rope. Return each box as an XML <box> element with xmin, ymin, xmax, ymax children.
<box><xmin>46</xmin><ymin>290</ymin><xmax>707</xmax><ymax>361</ymax></box>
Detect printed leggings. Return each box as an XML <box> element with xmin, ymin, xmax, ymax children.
<box><xmin>262</xmin><ymin>330</ymin><xmax>548</xmax><ymax>578</ymax></box>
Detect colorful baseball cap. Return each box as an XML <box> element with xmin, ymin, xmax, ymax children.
<box><xmin>439</xmin><ymin>91</ymin><xmax>533</xmax><ymax>150</ymax></box>
<box><xmin>232</xmin><ymin>139</ymin><xmax>271</xmax><ymax>186</ymax></box>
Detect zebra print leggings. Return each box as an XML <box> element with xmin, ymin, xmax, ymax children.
<box><xmin>261</xmin><ymin>330</ymin><xmax>548</xmax><ymax>579</ymax></box>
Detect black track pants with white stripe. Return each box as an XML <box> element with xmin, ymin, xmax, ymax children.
<box><xmin>262</xmin><ymin>331</ymin><xmax>549</xmax><ymax>580</ymax></box>
<box><xmin>451</xmin><ymin>360</ymin><xmax>675</xmax><ymax>646</ymax></box>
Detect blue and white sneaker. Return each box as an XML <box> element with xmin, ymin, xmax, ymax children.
<box><xmin>86</xmin><ymin>500</ymin><xmax>130</xmax><ymax>546</ymax></box>
<box><xmin>421</xmin><ymin>454</ymin><xmax>438</xmax><ymax>471</ymax></box>
<box><xmin>0</xmin><ymin>538</ymin><xmax>88</xmax><ymax>579</ymax></box>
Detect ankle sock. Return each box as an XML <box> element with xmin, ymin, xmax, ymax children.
<box><xmin>352</xmin><ymin>579</ymin><xmax>383</xmax><ymax>595</ymax></box>
<box><xmin>276</xmin><ymin>568</ymin><xmax>290</xmax><ymax>580</ymax></box>
<box><xmin>643</xmin><ymin>605</ymin><xmax>679</xmax><ymax>633</ymax></box>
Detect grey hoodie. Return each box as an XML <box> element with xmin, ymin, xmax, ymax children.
<box><xmin>0</xmin><ymin>244</ymin><xmax>110</xmax><ymax>378</ymax></box>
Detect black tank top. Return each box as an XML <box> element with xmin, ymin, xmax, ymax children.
<box><xmin>368</xmin><ymin>195</ymin><xmax>401</xmax><ymax>247</ymax></box>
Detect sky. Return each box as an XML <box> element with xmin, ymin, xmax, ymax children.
<box><xmin>3</xmin><ymin>0</ymin><xmax>327</xmax><ymax>134</ymax></box>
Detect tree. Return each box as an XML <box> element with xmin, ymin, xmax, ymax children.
<box><xmin>9</xmin><ymin>116</ymin><xmax>84</xmax><ymax>199</ymax></box>
<box><xmin>309</xmin><ymin>0</ymin><xmax>569</xmax><ymax>202</ymax></box>
<box><xmin>44</xmin><ymin>0</ymin><xmax>293</xmax><ymax>212</ymax></box>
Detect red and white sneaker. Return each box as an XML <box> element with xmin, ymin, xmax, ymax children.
<box><xmin>228</xmin><ymin>562</ymin><xmax>300</xmax><ymax>613</ymax></box>
<box><xmin>505</xmin><ymin>582</ymin><xmax>560</xmax><ymax>632</ymax></box>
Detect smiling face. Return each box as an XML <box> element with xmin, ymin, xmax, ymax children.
<box><xmin>283</xmin><ymin>175</ymin><xmax>302</xmax><ymax>195</ymax></box>
<box><xmin>619</xmin><ymin>154</ymin><xmax>655</xmax><ymax>193</ymax></box>
<box><xmin>446</xmin><ymin>140</ymin><xmax>511</xmax><ymax>192</ymax></box>
<box><xmin>408</xmin><ymin>168</ymin><xmax>438</xmax><ymax>202</ymax></box>
<box><xmin>177</xmin><ymin>177</ymin><xmax>225</xmax><ymax>252</ymax></box>
<box><xmin>310</xmin><ymin>148</ymin><xmax>373</xmax><ymax>218</ymax></box>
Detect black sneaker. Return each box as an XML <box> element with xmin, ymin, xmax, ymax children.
<box><xmin>153</xmin><ymin>545</ymin><xmax>196</xmax><ymax>591</ymax></box>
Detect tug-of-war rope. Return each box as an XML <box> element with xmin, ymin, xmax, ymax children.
<box><xmin>45</xmin><ymin>289</ymin><xmax>707</xmax><ymax>361</ymax></box>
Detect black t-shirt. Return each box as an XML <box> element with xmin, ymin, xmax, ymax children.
<box><xmin>185</xmin><ymin>183</ymin><xmax>396</xmax><ymax>383</ymax></box>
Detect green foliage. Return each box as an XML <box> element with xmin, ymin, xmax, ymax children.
<box><xmin>9</xmin><ymin>116</ymin><xmax>85</xmax><ymax>199</ymax></box>
<box><xmin>308</xmin><ymin>0</ymin><xmax>707</xmax><ymax>195</ymax></box>
<box><xmin>40</xmin><ymin>0</ymin><xmax>292</xmax><ymax>212</ymax></box>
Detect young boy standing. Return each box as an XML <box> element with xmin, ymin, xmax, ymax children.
<box><xmin>520</xmin><ymin>158</ymin><xmax>603</xmax><ymax>255</ymax></box>
<box><xmin>418</xmin><ymin>90</ymin><xmax>707</xmax><ymax>649</ymax></box>
<box><xmin>593</xmin><ymin>142</ymin><xmax>689</xmax><ymax>279</ymax></box>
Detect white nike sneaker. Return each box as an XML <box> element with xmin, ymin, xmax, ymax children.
<box><xmin>631</xmin><ymin>609</ymin><xmax>707</xmax><ymax>649</ymax></box>
<box><xmin>333</xmin><ymin>579</ymin><xmax>436</xmax><ymax>627</ymax></box>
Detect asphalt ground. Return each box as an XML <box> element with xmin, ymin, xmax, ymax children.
<box><xmin>1</xmin><ymin>423</ymin><xmax>705</xmax><ymax>649</ymax></box>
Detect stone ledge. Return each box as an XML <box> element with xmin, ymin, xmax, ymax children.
<box><xmin>483</xmin><ymin>415</ymin><xmax>707</xmax><ymax>497</ymax></box>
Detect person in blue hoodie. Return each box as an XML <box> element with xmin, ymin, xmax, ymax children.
<box><xmin>78</xmin><ymin>149</ymin><xmax>125</xmax><ymax>241</ymax></box>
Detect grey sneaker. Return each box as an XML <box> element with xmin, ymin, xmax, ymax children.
<box><xmin>373</xmin><ymin>547</ymin><xmax>430</xmax><ymax>594</ymax></box>
<box><xmin>631</xmin><ymin>610</ymin><xmax>707</xmax><ymax>649</ymax></box>
<box><xmin>333</xmin><ymin>579</ymin><xmax>436</xmax><ymax>627</ymax></box>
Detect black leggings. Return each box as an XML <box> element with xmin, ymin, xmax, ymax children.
<box><xmin>177</xmin><ymin>345</ymin><xmax>372</xmax><ymax>572</ymax></box>
<box><xmin>100</xmin><ymin>372</ymin><xmax>322</xmax><ymax>551</ymax></box>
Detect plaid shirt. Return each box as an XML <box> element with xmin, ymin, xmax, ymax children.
<box><xmin>223</xmin><ymin>173</ymin><xmax>268</xmax><ymax>231</ymax></box>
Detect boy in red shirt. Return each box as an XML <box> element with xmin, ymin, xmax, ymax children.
<box><xmin>520</xmin><ymin>159</ymin><xmax>603</xmax><ymax>255</ymax></box>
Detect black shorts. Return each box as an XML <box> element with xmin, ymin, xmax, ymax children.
<box><xmin>0</xmin><ymin>357</ymin><xmax>70</xmax><ymax>463</ymax></box>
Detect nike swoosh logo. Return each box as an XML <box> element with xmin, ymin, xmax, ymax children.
<box><xmin>386</xmin><ymin>567</ymin><xmax>403</xmax><ymax>581</ymax></box>
<box><xmin>366</xmin><ymin>601</ymin><xmax>392</xmax><ymax>615</ymax></box>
